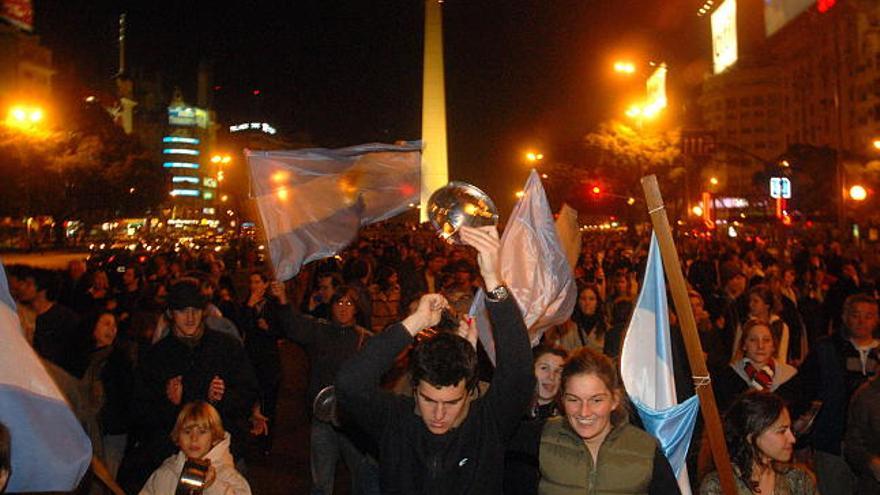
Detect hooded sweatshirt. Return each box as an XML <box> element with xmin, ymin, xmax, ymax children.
<box><xmin>139</xmin><ymin>432</ymin><xmax>251</xmax><ymax>495</ymax></box>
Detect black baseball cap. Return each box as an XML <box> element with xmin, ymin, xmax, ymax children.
<box><xmin>167</xmin><ymin>280</ymin><xmax>206</xmax><ymax>310</ymax></box>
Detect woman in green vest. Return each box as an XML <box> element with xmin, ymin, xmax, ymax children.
<box><xmin>539</xmin><ymin>347</ymin><xmax>680</xmax><ymax>494</ymax></box>
<box><xmin>700</xmin><ymin>391</ymin><xmax>817</xmax><ymax>494</ymax></box>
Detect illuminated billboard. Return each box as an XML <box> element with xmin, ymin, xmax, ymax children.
<box><xmin>711</xmin><ymin>0</ymin><xmax>738</xmax><ymax>74</ymax></box>
<box><xmin>765</xmin><ymin>0</ymin><xmax>814</xmax><ymax>37</ymax></box>
<box><xmin>168</xmin><ymin>105</ymin><xmax>209</xmax><ymax>128</ymax></box>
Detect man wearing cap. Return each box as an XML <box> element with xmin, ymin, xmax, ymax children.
<box><xmin>119</xmin><ymin>279</ymin><xmax>259</xmax><ymax>492</ymax></box>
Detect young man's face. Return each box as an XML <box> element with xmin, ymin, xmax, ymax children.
<box><xmin>415</xmin><ymin>379</ymin><xmax>470</xmax><ymax>435</ymax></box>
<box><xmin>845</xmin><ymin>302</ymin><xmax>879</xmax><ymax>341</ymax></box>
<box><xmin>172</xmin><ymin>307</ymin><xmax>204</xmax><ymax>337</ymax></box>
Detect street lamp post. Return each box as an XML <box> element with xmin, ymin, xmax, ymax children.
<box><xmin>6</xmin><ymin>104</ymin><xmax>47</xmax><ymax>248</ymax></box>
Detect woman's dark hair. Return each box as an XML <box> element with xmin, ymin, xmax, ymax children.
<box><xmin>571</xmin><ymin>284</ymin><xmax>607</xmax><ymax>339</ymax></box>
<box><xmin>747</xmin><ymin>284</ymin><xmax>781</xmax><ymax>316</ymax></box>
<box><xmin>410</xmin><ymin>332</ymin><xmax>478</xmax><ymax>392</ymax></box>
<box><xmin>375</xmin><ymin>265</ymin><xmax>398</xmax><ymax>292</ymax></box>
<box><xmin>80</xmin><ymin>310</ymin><xmax>117</xmax><ymax>349</ymax></box>
<box><xmin>329</xmin><ymin>286</ymin><xmax>361</xmax><ymax>315</ymax></box>
<box><xmin>723</xmin><ymin>390</ymin><xmax>788</xmax><ymax>489</ymax></box>
<box><xmin>561</xmin><ymin>347</ymin><xmax>628</xmax><ymax>425</ymax></box>
<box><xmin>533</xmin><ymin>344</ymin><xmax>568</xmax><ymax>362</ymax></box>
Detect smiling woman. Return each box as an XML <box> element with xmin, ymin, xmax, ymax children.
<box><xmin>700</xmin><ymin>391</ymin><xmax>818</xmax><ymax>495</ymax></box>
<box><xmin>538</xmin><ymin>347</ymin><xmax>680</xmax><ymax>495</ymax></box>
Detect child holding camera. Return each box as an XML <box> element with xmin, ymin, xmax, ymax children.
<box><xmin>139</xmin><ymin>401</ymin><xmax>251</xmax><ymax>495</ymax></box>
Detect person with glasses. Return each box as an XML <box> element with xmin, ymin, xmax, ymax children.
<box><xmin>272</xmin><ymin>282</ymin><xmax>375</xmax><ymax>494</ymax></box>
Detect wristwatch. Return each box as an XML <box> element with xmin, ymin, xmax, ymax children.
<box><xmin>485</xmin><ymin>284</ymin><xmax>510</xmax><ymax>302</ymax></box>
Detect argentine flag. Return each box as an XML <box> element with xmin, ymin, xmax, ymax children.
<box><xmin>0</xmin><ymin>261</ymin><xmax>92</xmax><ymax>491</ymax></box>
<box><xmin>621</xmin><ymin>233</ymin><xmax>700</xmax><ymax>494</ymax></box>
<box><xmin>247</xmin><ymin>142</ymin><xmax>421</xmax><ymax>281</ymax></box>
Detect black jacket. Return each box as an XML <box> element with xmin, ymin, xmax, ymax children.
<box><xmin>278</xmin><ymin>307</ymin><xmax>370</xmax><ymax>404</ymax></box>
<box><xmin>800</xmin><ymin>333</ymin><xmax>880</xmax><ymax>454</ymax></box>
<box><xmin>336</xmin><ymin>295</ymin><xmax>535</xmax><ymax>495</ymax></box>
<box><xmin>129</xmin><ymin>329</ymin><xmax>258</xmax><ymax>456</ymax></box>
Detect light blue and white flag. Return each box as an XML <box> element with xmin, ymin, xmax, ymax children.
<box><xmin>0</xmin><ymin>260</ymin><xmax>92</xmax><ymax>492</ymax></box>
<box><xmin>469</xmin><ymin>170</ymin><xmax>576</xmax><ymax>362</ymax></box>
<box><xmin>247</xmin><ymin>142</ymin><xmax>421</xmax><ymax>281</ymax></box>
<box><xmin>620</xmin><ymin>233</ymin><xmax>700</xmax><ymax>495</ymax></box>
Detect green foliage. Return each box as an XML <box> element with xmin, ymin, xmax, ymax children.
<box><xmin>0</xmin><ymin>102</ymin><xmax>166</xmax><ymax>222</ymax></box>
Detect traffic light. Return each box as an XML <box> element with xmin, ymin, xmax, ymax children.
<box><xmin>591</xmin><ymin>186</ymin><xmax>602</xmax><ymax>195</ymax></box>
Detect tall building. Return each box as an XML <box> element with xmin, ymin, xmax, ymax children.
<box><xmin>698</xmin><ymin>0</ymin><xmax>880</xmax><ymax>174</ymax></box>
<box><xmin>162</xmin><ymin>88</ymin><xmax>219</xmax><ymax>232</ymax></box>
<box><xmin>0</xmin><ymin>23</ymin><xmax>53</xmax><ymax>109</ymax></box>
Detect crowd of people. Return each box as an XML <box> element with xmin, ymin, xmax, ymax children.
<box><xmin>2</xmin><ymin>220</ymin><xmax>880</xmax><ymax>494</ymax></box>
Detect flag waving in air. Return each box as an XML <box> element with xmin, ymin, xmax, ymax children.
<box><xmin>0</xmin><ymin>260</ymin><xmax>92</xmax><ymax>492</ymax></box>
<box><xmin>470</xmin><ymin>170</ymin><xmax>576</xmax><ymax>361</ymax></box>
<box><xmin>247</xmin><ymin>142</ymin><xmax>421</xmax><ymax>281</ymax></box>
<box><xmin>620</xmin><ymin>233</ymin><xmax>700</xmax><ymax>495</ymax></box>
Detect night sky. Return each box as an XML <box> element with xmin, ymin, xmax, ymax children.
<box><xmin>34</xmin><ymin>0</ymin><xmax>712</xmax><ymax>213</ymax></box>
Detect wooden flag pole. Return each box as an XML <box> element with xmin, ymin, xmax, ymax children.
<box><xmin>641</xmin><ymin>175</ymin><xmax>737</xmax><ymax>495</ymax></box>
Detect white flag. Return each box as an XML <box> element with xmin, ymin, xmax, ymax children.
<box><xmin>470</xmin><ymin>170</ymin><xmax>577</xmax><ymax>361</ymax></box>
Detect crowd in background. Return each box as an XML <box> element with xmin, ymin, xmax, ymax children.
<box><xmin>3</xmin><ymin>221</ymin><xmax>880</xmax><ymax>494</ymax></box>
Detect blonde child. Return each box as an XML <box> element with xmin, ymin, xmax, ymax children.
<box><xmin>139</xmin><ymin>401</ymin><xmax>251</xmax><ymax>494</ymax></box>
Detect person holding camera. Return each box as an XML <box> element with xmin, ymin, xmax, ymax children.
<box><xmin>335</xmin><ymin>225</ymin><xmax>535</xmax><ymax>494</ymax></box>
<box><xmin>140</xmin><ymin>401</ymin><xmax>251</xmax><ymax>494</ymax></box>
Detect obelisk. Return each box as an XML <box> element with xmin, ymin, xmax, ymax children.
<box><xmin>419</xmin><ymin>0</ymin><xmax>449</xmax><ymax>222</ymax></box>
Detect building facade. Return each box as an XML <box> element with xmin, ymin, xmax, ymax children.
<box><xmin>699</xmin><ymin>0</ymin><xmax>880</xmax><ymax>163</ymax></box>
<box><xmin>0</xmin><ymin>23</ymin><xmax>53</xmax><ymax>111</ymax></box>
<box><xmin>162</xmin><ymin>89</ymin><xmax>220</xmax><ymax>232</ymax></box>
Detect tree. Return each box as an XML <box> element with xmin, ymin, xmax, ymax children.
<box><xmin>535</xmin><ymin>121</ymin><xmax>682</xmax><ymax>221</ymax></box>
<box><xmin>0</xmin><ymin>101</ymin><xmax>166</xmax><ymax>236</ymax></box>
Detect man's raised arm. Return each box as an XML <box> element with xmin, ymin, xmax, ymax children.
<box><xmin>459</xmin><ymin>226</ymin><xmax>535</xmax><ymax>440</ymax></box>
<box><xmin>336</xmin><ymin>293</ymin><xmax>448</xmax><ymax>435</ymax></box>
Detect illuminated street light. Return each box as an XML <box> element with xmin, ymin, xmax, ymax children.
<box><xmin>526</xmin><ymin>151</ymin><xmax>544</xmax><ymax>162</ymax></box>
<box><xmin>7</xmin><ymin>104</ymin><xmax>45</xmax><ymax>130</ymax></box>
<box><xmin>873</xmin><ymin>139</ymin><xmax>880</xmax><ymax>150</ymax></box>
<box><xmin>515</xmin><ymin>190</ymin><xmax>524</xmax><ymax>199</ymax></box>
<box><xmin>613</xmin><ymin>61</ymin><xmax>636</xmax><ymax>74</ymax></box>
<box><xmin>709</xmin><ymin>177</ymin><xmax>719</xmax><ymax>186</ymax></box>
<box><xmin>849</xmin><ymin>185</ymin><xmax>868</xmax><ymax>201</ymax></box>
<box><xmin>591</xmin><ymin>186</ymin><xmax>602</xmax><ymax>195</ymax></box>
<box><xmin>211</xmin><ymin>154</ymin><xmax>232</xmax><ymax>165</ymax></box>
<box><xmin>692</xmin><ymin>205</ymin><xmax>704</xmax><ymax>216</ymax></box>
